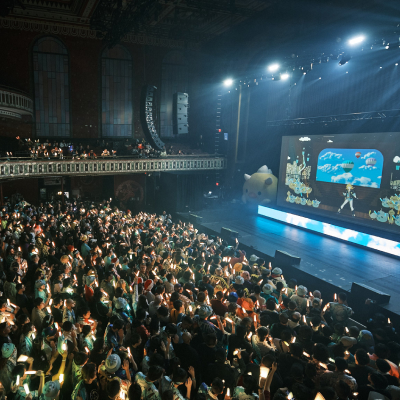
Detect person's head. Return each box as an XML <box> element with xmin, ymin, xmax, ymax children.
<box><xmin>210</xmin><ymin>377</ymin><xmax>224</xmax><ymax>395</ymax></box>
<box><xmin>376</xmin><ymin>358</ymin><xmax>391</xmax><ymax>374</ymax></box>
<box><xmin>261</xmin><ymin>353</ymin><xmax>276</xmax><ymax>368</ymax></box>
<box><xmin>354</xmin><ymin>349</ymin><xmax>370</xmax><ymax>366</ymax></box>
<box><xmin>312</xmin><ymin>343</ymin><xmax>329</xmax><ymax>363</ymax></box>
<box><xmin>74</xmin><ymin>352</ymin><xmax>88</xmax><ymax>367</ymax></box>
<box><xmin>257</xmin><ymin>326</ymin><xmax>269</xmax><ymax>342</ymax></box>
<box><xmin>197</xmin><ymin>292</ymin><xmax>206</xmax><ymax>303</ymax></box>
<box><xmin>279</xmin><ymin>313</ymin><xmax>288</xmax><ymax>325</ymax></box>
<box><xmin>16</xmin><ymin>283</ymin><xmax>25</xmax><ymax>293</ymax></box>
<box><xmin>181</xmin><ymin>315</ymin><xmax>193</xmax><ymax>330</ymax></box>
<box><xmin>368</xmin><ymin>372</ymin><xmax>388</xmax><ymax>389</ymax></box>
<box><xmin>338</xmin><ymin>292</ymin><xmax>347</xmax><ymax>303</ymax></box>
<box><xmin>147</xmin><ymin>365</ymin><xmax>163</xmax><ymax>382</ymax></box>
<box><xmin>213</xmin><ymin>348</ymin><xmax>226</xmax><ymax>364</ymax></box>
<box><xmin>173</xmin><ymin>300</ymin><xmax>183</xmax><ymax>312</ymax></box>
<box><xmin>205</xmin><ymin>333</ymin><xmax>217</xmax><ymax>347</ymax></box>
<box><xmin>289</xmin><ymin>342</ymin><xmax>303</xmax><ymax>358</ymax></box>
<box><xmin>34</xmin><ymin>297</ymin><xmax>44</xmax><ymax>310</ymax></box>
<box><xmin>106</xmin><ymin>380</ymin><xmax>121</xmax><ymax>399</ymax></box>
<box><xmin>182</xmin><ymin>332</ymin><xmax>192</xmax><ymax>344</ymax></box>
<box><xmin>82</xmin><ymin>362</ymin><xmax>97</xmax><ymax>383</ymax></box>
<box><xmin>172</xmin><ymin>367</ymin><xmax>187</xmax><ymax>385</ymax></box>
<box><xmin>374</xmin><ymin>343</ymin><xmax>389</xmax><ymax>359</ymax></box>
<box><xmin>63</xmin><ymin>321</ymin><xmax>73</xmax><ymax>332</ymax></box>
<box><xmin>334</xmin><ymin>357</ymin><xmax>348</xmax><ymax>372</ymax></box>
<box><xmin>66</xmin><ymin>298</ymin><xmax>75</xmax><ymax>309</ymax></box>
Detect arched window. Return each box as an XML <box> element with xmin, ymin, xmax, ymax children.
<box><xmin>160</xmin><ymin>51</ymin><xmax>188</xmax><ymax>137</ymax></box>
<box><xmin>33</xmin><ymin>37</ymin><xmax>70</xmax><ymax>137</ymax></box>
<box><xmin>101</xmin><ymin>45</ymin><xmax>133</xmax><ymax>137</ymax></box>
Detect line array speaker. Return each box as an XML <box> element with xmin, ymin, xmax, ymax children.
<box><xmin>140</xmin><ymin>85</ymin><xmax>165</xmax><ymax>150</ymax></box>
<box><xmin>173</xmin><ymin>92</ymin><xmax>189</xmax><ymax>135</ymax></box>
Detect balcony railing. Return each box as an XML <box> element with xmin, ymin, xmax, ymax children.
<box><xmin>0</xmin><ymin>87</ymin><xmax>33</xmax><ymax>119</ymax></box>
<box><xmin>0</xmin><ymin>155</ymin><xmax>226</xmax><ymax>180</ymax></box>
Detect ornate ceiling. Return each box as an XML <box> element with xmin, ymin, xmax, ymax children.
<box><xmin>1</xmin><ymin>0</ymin><xmax>274</xmax><ymax>47</ymax></box>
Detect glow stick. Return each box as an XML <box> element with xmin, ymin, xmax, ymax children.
<box><xmin>49</xmin><ymin>299</ymin><xmax>53</xmax><ymax>306</ymax></box>
<box><xmin>334</xmin><ymin>293</ymin><xmax>337</xmax><ymax>301</ymax></box>
<box><xmin>24</xmin><ymin>384</ymin><xmax>30</xmax><ymax>394</ymax></box>
<box><xmin>260</xmin><ymin>366</ymin><xmax>269</xmax><ymax>378</ymax></box>
<box><xmin>16</xmin><ymin>375</ymin><xmax>20</xmax><ymax>385</ymax></box>
<box><xmin>59</xmin><ymin>374</ymin><xmax>64</xmax><ymax>383</ymax></box>
<box><xmin>17</xmin><ymin>355</ymin><xmax>28</xmax><ymax>362</ymax></box>
<box><xmin>25</xmin><ymin>371</ymin><xmax>37</xmax><ymax>375</ymax></box>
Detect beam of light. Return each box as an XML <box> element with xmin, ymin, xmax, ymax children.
<box><xmin>268</xmin><ymin>63</ymin><xmax>280</xmax><ymax>72</ymax></box>
<box><xmin>258</xmin><ymin>206</ymin><xmax>400</xmax><ymax>257</ymax></box>
<box><xmin>348</xmin><ymin>35</ymin><xmax>365</xmax><ymax>46</ymax></box>
<box><xmin>223</xmin><ymin>78</ymin><xmax>233</xmax><ymax>87</ymax></box>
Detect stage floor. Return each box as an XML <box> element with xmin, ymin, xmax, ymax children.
<box><xmin>178</xmin><ymin>203</ymin><xmax>400</xmax><ymax>315</ymax></box>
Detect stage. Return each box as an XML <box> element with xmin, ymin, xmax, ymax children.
<box><xmin>177</xmin><ymin>202</ymin><xmax>400</xmax><ymax>322</ymax></box>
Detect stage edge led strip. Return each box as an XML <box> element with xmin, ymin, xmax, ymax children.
<box><xmin>258</xmin><ymin>205</ymin><xmax>400</xmax><ymax>257</ymax></box>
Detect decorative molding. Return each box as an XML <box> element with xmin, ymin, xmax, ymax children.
<box><xmin>0</xmin><ymin>88</ymin><xmax>33</xmax><ymax>116</ymax></box>
<box><xmin>0</xmin><ymin>110</ymin><xmax>22</xmax><ymax>119</ymax></box>
<box><xmin>0</xmin><ymin>156</ymin><xmax>226</xmax><ymax>180</ymax></box>
<box><xmin>1</xmin><ymin>17</ymin><xmax>187</xmax><ymax>48</ymax></box>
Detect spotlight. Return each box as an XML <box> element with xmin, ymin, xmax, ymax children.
<box><xmin>281</xmin><ymin>73</ymin><xmax>289</xmax><ymax>80</ymax></box>
<box><xmin>223</xmin><ymin>78</ymin><xmax>233</xmax><ymax>87</ymax></box>
<box><xmin>268</xmin><ymin>63</ymin><xmax>280</xmax><ymax>72</ymax></box>
<box><xmin>348</xmin><ymin>35</ymin><xmax>365</xmax><ymax>46</ymax></box>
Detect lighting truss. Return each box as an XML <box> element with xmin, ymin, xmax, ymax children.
<box><xmin>266</xmin><ymin>109</ymin><xmax>400</xmax><ymax>126</ymax></box>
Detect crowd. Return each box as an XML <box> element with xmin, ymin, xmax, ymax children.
<box><xmin>13</xmin><ymin>138</ymin><xmax>163</xmax><ymax>160</ymax></box>
<box><xmin>0</xmin><ymin>198</ymin><xmax>399</xmax><ymax>400</ymax></box>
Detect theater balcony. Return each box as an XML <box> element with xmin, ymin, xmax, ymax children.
<box><xmin>0</xmin><ymin>156</ymin><xmax>226</xmax><ymax>180</ymax></box>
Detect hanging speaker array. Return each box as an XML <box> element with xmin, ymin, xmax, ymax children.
<box><xmin>173</xmin><ymin>92</ymin><xmax>189</xmax><ymax>135</ymax></box>
<box><xmin>140</xmin><ymin>85</ymin><xmax>165</xmax><ymax>150</ymax></box>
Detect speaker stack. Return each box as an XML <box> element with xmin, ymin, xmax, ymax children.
<box><xmin>173</xmin><ymin>92</ymin><xmax>189</xmax><ymax>135</ymax></box>
<box><xmin>140</xmin><ymin>85</ymin><xmax>165</xmax><ymax>150</ymax></box>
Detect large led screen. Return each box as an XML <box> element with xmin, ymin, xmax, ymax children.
<box><xmin>277</xmin><ymin>133</ymin><xmax>400</xmax><ymax>234</ymax></box>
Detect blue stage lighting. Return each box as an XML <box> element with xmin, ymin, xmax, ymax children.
<box><xmin>281</xmin><ymin>73</ymin><xmax>289</xmax><ymax>80</ymax></box>
<box><xmin>348</xmin><ymin>35</ymin><xmax>365</xmax><ymax>46</ymax></box>
<box><xmin>223</xmin><ymin>78</ymin><xmax>233</xmax><ymax>87</ymax></box>
<box><xmin>268</xmin><ymin>63</ymin><xmax>280</xmax><ymax>72</ymax></box>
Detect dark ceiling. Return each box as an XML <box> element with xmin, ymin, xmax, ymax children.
<box><xmin>1</xmin><ymin>0</ymin><xmax>276</xmax><ymax>46</ymax></box>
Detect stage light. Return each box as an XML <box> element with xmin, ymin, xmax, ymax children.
<box><xmin>268</xmin><ymin>63</ymin><xmax>280</xmax><ymax>72</ymax></box>
<box><xmin>348</xmin><ymin>35</ymin><xmax>365</xmax><ymax>46</ymax></box>
<box><xmin>339</xmin><ymin>54</ymin><xmax>351</xmax><ymax>65</ymax></box>
<box><xmin>281</xmin><ymin>73</ymin><xmax>289</xmax><ymax>80</ymax></box>
<box><xmin>223</xmin><ymin>78</ymin><xmax>233</xmax><ymax>87</ymax></box>
<box><xmin>396</xmin><ymin>63</ymin><xmax>398</xmax><ymax>66</ymax></box>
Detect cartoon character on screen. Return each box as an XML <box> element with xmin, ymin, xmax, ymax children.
<box><xmin>338</xmin><ymin>184</ymin><xmax>357</xmax><ymax>217</ymax></box>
